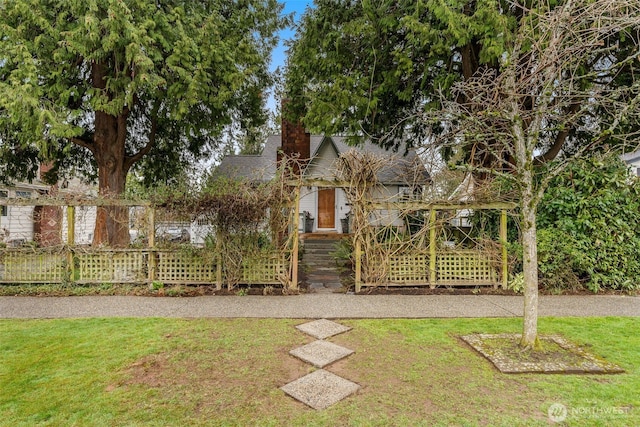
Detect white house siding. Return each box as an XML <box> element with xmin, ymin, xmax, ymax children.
<box><xmin>336</xmin><ymin>188</ymin><xmax>350</xmax><ymax>233</ymax></box>
<box><xmin>1</xmin><ymin>205</ymin><xmax>34</xmax><ymax>243</ymax></box>
<box><xmin>306</xmin><ymin>140</ymin><xmax>339</xmax><ymax>180</ymax></box>
<box><xmin>298</xmin><ymin>186</ymin><xmax>354</xmax><ymax>233</ymax></box>
<box><xmin>299</xmin><ymin>186</ymin><xmax>316</xmax><ymax>223</ymax></box>
<box><xmin>0</xmin><ymin>187</ymin><xmax>45</xmax><ymax>244</ymax></box>
<box><xmin>299</xmin><ymin>183</ymin><xmax>404</xmax><ymax>233</ymax></box>
<box><xmin>61</xmin><ymin>205</ymin><xmax>97</xmax><ymax>245</ymax></box>
<box><xmin>302</xmin><ymin>140</ymin><xmax>349</xmax><ymax>232</ymax></box>
<box><xmin>190</xmin><ymin>219</ymin><xmax>213</xmax><ymax>246</ymax></box>
<box><xmin>368</xmin><ymin>185</ymin><xmax>404</xmax><ymax>229</ymax></box>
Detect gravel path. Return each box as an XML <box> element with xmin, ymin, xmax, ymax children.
<box><xmin>1</xmin><ymin>294</ymin><xmax>638</xmax><ymax>319</ymax></box>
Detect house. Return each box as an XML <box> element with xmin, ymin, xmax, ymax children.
<box><xmin>216</xmin><ymin>120</ymin><xmax>429</xmax><ymax>234</ymax></box>
<box><xmin>447</xmin><ymin>173</ymin><xmax>476</xmax><ymax>228</ymax></box>
<box><xmin>0</xmin><ymin>164</ymin><xmax>98</xmax><ymax>247</ymax></box>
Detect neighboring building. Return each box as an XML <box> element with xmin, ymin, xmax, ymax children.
<box><xmin>0</xmin><ymin>182</ymin><xmax>50</xmax><ymax>246</ymax></box>
<box><xmin>622</xmin><ymin>149</ymin><xmax>640</xmax><ymax>177</ymax></box>
<box><xmin>0</xmin><ymin>164</ymin><xmax>98</xmax><ymax>246</ymax></box>
<box><xmin>216</xmin><ymin>120</ymin><xmax>429</xmax><ymax>234</ymax></box>
<box><xmin>60</xmin><ymin>203</ymin><xmax>98</xmax><ymax>245</ymax></box>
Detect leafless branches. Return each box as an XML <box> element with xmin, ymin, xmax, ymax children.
<box><xmin>432</xmin><ymin>0</ymin><xmax>640</xmax><ymax>200</ymax></box>
<box><xmin>427</xmin><ymin>0</ymin><xmax>640</xmax><ymax>347</ymax></box>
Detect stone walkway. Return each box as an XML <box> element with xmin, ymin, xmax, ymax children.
<box><xmin>280</xmin><ymin>319</ymin><xmax>360</xmax><ymax>410</ymax></box>
<box><xmin>302</xmin><ymin>238</ymin><xmax>344</xmax><ymax>294</ymax></box>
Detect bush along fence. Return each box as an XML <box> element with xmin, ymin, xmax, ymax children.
<box><xmin>0</xmin><ymin>179</ymin><xmax>300</xmax><ymax>290</ymax></box>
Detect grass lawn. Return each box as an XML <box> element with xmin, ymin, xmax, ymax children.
<box><xmin>0</xmin><ymin>317</ymin><xmax>638</xmax><ymax>426</ymax></box>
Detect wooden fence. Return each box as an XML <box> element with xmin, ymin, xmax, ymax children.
<box><xmin>0</xmin><ymin>198</ymin><xmax>293</xmax><ymax>289</ymax></box>
<box><xmin>0</xmin><ymin>195</ymin><xmax>514</xmax><ymax>291</ymax></box>
<box><xmin>386</xmin><ymin>250</ymin><xmax>497</xmax><ymax>285</ymax></box>
<box><xmin>353</xmin><ymin>202</ymin><xmax>515</xmax><ymax>292</ymax></box>
<box><xmin>0</xmin><ymin>247</ymin><xmax>287</xmax><ymax>288</ymax></box>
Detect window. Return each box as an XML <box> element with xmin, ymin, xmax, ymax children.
<box><xmin>16</xmin><ymin>191</ymin><xmax>31</xmax><ymax>198</ymax></box>
<box><xmin>196</xmin><ymin>217</ymin><xmax>210</xmax><ymax>226</ymax></box>
<box><xmin>398</xmin><ymin>186</ymin><xmax>422</xmax><ymax>201</ymax></box>
<box><xmin>636</xmin><ymin>167</ymin><xmax>640</xmax><ymax>177</ymax></box>
<box><xmin>0</xmin><ymin>190</ymin><xmax>6</xmax><ymax>217</ymax></box>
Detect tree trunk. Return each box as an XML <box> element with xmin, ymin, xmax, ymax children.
<box><xmin>91</xmin><ymin>111</ymin><xmax>130</xmax><ymax>247</ymax></box>
<box><xmin>90</xmin><ymin>61</ymin><xmax>131</xmax><ymax>248</ymax></box>
<box><xmin>511</xmin><ymin>82</ymin><xmax>540</xmax><ymax>349</ymax></box>
<box><xmin>520</xmin><ymin>189</ymin><xmax>540</xmax><ymax>349</ymax></box>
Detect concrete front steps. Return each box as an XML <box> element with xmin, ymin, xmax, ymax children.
<box><xmin>302</xmin><ymin>235</ymin><xmax>347</xmax><ymax>293</ymax></box>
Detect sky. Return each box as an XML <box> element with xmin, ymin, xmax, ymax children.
<box><xmin>266</xmin><ymin>0</ymin><xmax>314</xmax><ymax>113</ymax></box>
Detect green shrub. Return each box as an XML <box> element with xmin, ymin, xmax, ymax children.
<box><xmin>537</xmin><ymin>153</ymin><xmax>640</xmax><ymax>292</ymax></box>
<box><xmin>507</xmin><ymin>272</ymin><xmax>524</xmax><ymax>294</ymax></box>
<box><xmin>536</xmin><ymin>229</ymin><xmax>583</xmax><ymax>292</ymax></box>
<box><xmin>475</xmin><ymin>153</ymin><xmax>640</xmax><ymax>293</ymax></box>
<box><xmin>330</xmin><ymin>238</ymin><xmax>353</xmax><ymax>267</ymax></box>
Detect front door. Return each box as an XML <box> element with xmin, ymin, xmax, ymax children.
<box><xmin>317</xmin><ymin>188</ymin><xmax>335</xmax><ymax>229</ymax></box>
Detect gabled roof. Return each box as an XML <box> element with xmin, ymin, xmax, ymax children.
<box><xmin>214</xmin><ymin>135</ymin><xmax>279</xmax><ymax>181</ymax></box>
<box><xmin>215</xmin><ymin>134</ymin><xmax>429</xmax><ymax>186</ymax></box>
<box><xmin>448</xmin><ymin>173</ymin><xmax>477</xmax><ymax>202</ymax></box>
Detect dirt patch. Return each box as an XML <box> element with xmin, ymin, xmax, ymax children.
<box><xmin>107</xmin><ymin>321</ymin><xmax>312</xmax><ymax>420</ymax></box>
<box><xmin>355</xmin><ymin>286</ymin><xmax>519</xmax><ymax>296</ymax></box>
<box><xmin>278</xmin><ymin>348</ymin><xmax>312</xmax><ymax>385</ymax></box>
<box><xmin>123</xmin><ymin>354</ymin><xmax>172</xmax><ymax>388</ymax></box>
<box><xmin>354</xmin><ymin>286</ymin><xmax>636</xmax><ymax>296</ymax></box>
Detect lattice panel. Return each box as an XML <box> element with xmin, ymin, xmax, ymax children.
<box><xmin>388</xmin><ymin>254</ymin><xmax>428</xmax><ymax>283</ymax></box>
<box><xmin>76</xmin><ymin>251</ymin><xmax>145</xmax><ymax>283</ymax></box>
<box><xmin>436</xmin><ymin>251</ymin><xmax>497</xmax><ymax>284</ymax></box>
<box><xmin>0</xmin><ymin>250</ymin><xmax>66</xmax><ymax>283</ymax></box>
<box><xmin>241</xmin><ymin>254</ymin><xmax>287</xmax><ymax>284</ymax></box>
<box><xmin>77</xmin><ymin>252</ymin><xmax>114</xmax><ymax>282</ymax></box>
<box><xmin>112</xmin><ymin>252</ymin><xmax>145</xmax><ymax>282</ymax></box>
<box><xmin>156</xmin><ymin>251</ymin><xmax>215</xmax><ymax>283</ymax></box>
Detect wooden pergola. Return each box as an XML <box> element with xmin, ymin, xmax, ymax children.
<box><xmin>288</xmin><ymin>179</ymin><xmax>516</xmax><ymax>291</ymax></box>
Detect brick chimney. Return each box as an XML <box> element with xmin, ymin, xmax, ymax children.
<box><xmin>278</xmin><ymin>100</ymin><xmax>310</xmax><ymax>175</ymax></box>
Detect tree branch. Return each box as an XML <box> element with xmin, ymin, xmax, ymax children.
<box><xmin>533</xmin><ymin>103</ymin><xmax>580</xmax><ymax>164</ymax></box>
<box><xmin>124</xmin><ymin>104</ymin><xmax>160</xmax><ymax>171</ymax></box>
<box><xmin>70</xmin><ymin>135</ymin><xmax>95</xmax><ymax>154</ymax></box>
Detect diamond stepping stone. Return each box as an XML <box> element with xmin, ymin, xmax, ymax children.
<box><xmin>295</xmin><ymin>319</ymin><xmax>352</xmax><ymax>340</ymax></box>
<box><xmin>280</xmin><ymin>369</ymin><xmax>360</xmax><ymax>410</ymax></box>
<box><xmin>289</xmin><ymin>340</ymin><xmax>354</xmax><ymax>368</ymax></box>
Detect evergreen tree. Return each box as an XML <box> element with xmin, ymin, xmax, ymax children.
<box><xmin>0</xmin><ymin>0</ymin><xmax>286</xmax><ymax>246</ymax></box>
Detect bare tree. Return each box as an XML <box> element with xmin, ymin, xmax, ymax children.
<box><xmin>431</xmin><ymin>0</ymin><xmax>640</xmax><ymax>349</ymax></box>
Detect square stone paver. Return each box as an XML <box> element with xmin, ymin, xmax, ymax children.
<box><xmin>280</xmin><ymin>369</ymin><xmax>360</xmax><ymax>410</ymax></box>
<box><xmin>296</xmin><ymin>319</ymin><xmax>352</xmax><ymax>340</ymax></box>
<box><xmin>461</xmin><ymin>333</ymin><xmax>625</xmax><ymax>374</ymax></box>
<box><xmin>290</xmin><ymin>340</ymin><xmax>354</xmax><ymax>368</ymax></box>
